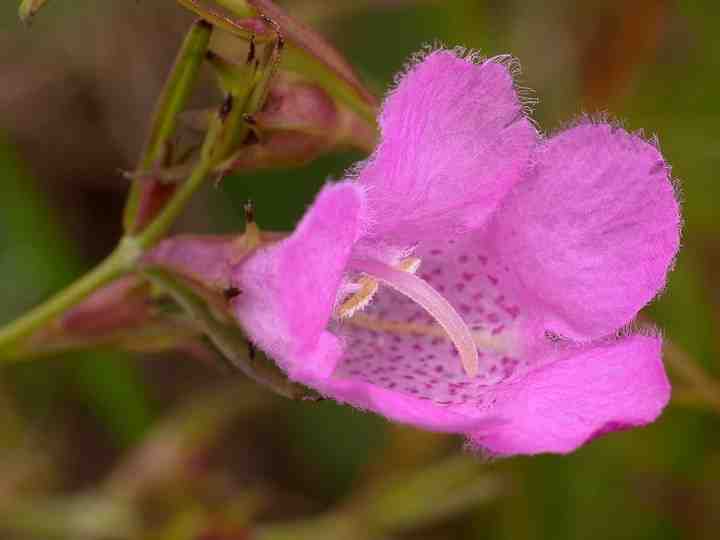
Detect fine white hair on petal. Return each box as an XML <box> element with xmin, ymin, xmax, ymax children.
<box><xmin>539</xmin><ymin>113</ymin><xmax>685</xmax><ymax>276</ymax></box>
<box><xmin>387</xmin><ymin>42</ymin><xmax>539</xmax><ymax>122</ymax></box>
<box><xmin>339</xmin><ymin>42</ymin><xmax>543</xmax><ymax>239</ymax></box>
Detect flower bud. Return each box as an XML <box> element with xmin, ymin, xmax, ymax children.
<box><xmin>178</xmin><ymin>0</ymin><xmax>379</xmax><ymax>123</ymax></box>
<box><xmin>18</xmin><ymin>0</ymin><xmax>49</xmax><ymax>24</ymax></box>
<box><xmin>221</xmin><ymin>73</ymin><xmax>377</xmax><ymax>171</ymax></box>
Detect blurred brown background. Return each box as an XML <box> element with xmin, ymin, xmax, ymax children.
<box><xmin>2</xmin><ymin>1</ymin><xmax>720</xmax><ymax>539</ymax></box>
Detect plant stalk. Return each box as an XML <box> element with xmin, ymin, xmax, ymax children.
<box><xmin>0</xmin><ymin>238</ymin><xmax>141</xmax><ymax>358</ymax></box>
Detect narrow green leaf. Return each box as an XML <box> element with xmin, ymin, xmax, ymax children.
<box><xmin>123</xmin><ymin>19</ymin><xmax>214</xmax><ymax>234</ymax></box>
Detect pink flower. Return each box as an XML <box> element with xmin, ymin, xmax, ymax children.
<box><xmin>229</xmin><ymin>50</ymin><xmax>680</xmax><ymax>455</ymax></box>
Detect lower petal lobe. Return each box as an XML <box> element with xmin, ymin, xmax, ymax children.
<box><xmin>472</xmin><ymin>333</ymin><xmax>669</xmax><ymax>455</ymax></box>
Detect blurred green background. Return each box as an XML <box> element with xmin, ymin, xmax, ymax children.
<box><xmin>2</xmin><ymin>1</ymin><xmax>720</xmax><ymax>539</ymax></box>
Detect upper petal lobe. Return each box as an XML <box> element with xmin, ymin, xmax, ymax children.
<box><xmin>491</xmin><ymin>121</ymin><xmax>681</xmax><ymax>340</ymax></box>
<box><xmin>356</xmin><ymin>50</ymin><xmax>538</xmax><ymax>245</ymax></box>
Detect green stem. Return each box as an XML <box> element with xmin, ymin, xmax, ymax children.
<box><xmin>0</xmin><ymin>238</ymin><xmax>142</xmax><ymax>359</ymax></box>
<box><xmin>176</xmin><ymin>0</ymin><xmax>254</xmax><ymax>33</ymax></box>
<box><xmin>0</xmin><ymin>51</ymin><xmax>250</xmax><ymax>358</ymax></box>
<box><xmin>0</xmin><ymin>148</ymin><xmax>216</xmax><ymax>359</ymax></box>
<box><xmin>136</xmin><ymin>34</ymin><xmax>280</xmax><ymax>249</ymax></box>
<box><xmin>665</xmin><ymin>340</ymin><xmax>720</xmax><ymax>413</ymax></box>
<box><xmin>0</xmin><ymin>102</ymin><xmax>219</xmax><ymax>357</ymax></box>
<box><xmin>0</xmin><ymin>8</ymin><xmax>276</xmax><ymax>359</ymax></box>
<box><xmin>123</xmin><ymin>19</ymin><xmax>213</xmax><ymax>234</ymax></box>
<box><xmin>176</xmin><ymin>0</ymin><xmax>379</xmax><ymax>126</ymax></box>
<box><xmin>136</xmin><ymin>158</ymin><xmax>216</xmax><ymax>249</ymax></box>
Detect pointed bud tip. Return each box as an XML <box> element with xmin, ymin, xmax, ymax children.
<box><xmin>18</xmin><ymin>0</ymin><xmax>48</xmax><ymax>25</ymax></box>
<box><xmin>18</xmin><ymin>9</ymin><xmax>33</xmax><ymax>25</ymax></box>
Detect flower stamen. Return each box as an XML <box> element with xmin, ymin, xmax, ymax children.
<box><xmin>337</xmin><ymin>257</ymin><xmax>421</xmax><ymax>319</ymax></box>
<box><xmin>337</xmin><ymin>276</ymin><xmax>379</xmax><ymax>318</ymax></box>
<box><xmin>350</xmin><ymin>259</ymin><xmax>480</xmax><ymax>377</ymax></box>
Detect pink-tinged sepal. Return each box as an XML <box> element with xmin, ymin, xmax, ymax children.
<box><xmin>144</xmin><ymin>235</ymin><xmax>243</xmax><ymax>291</ymax></box>
<box><xmin>224</xmin><ymin>76</ymin><xmax>378</xmax><ymax>171</ymax></box>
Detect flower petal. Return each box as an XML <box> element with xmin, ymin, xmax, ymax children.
<box><xmin>472</xmin><ymin>333</ymin><xmax>670</xmax><ymax>455</ymax></box>
<box><xmin>230</xmin><ymin>182</ymin><xmax>366</xmax><ymax>379</ymax></box>
<box><xmin>308</xmin><ymin>375</ymin><xmax>500</xmax><ymax>433</ymax></box>
<box><xmin>356</xmin><ymin>50</ymin><xmax>537</xmax><ymax>246</ymax></box>
<box><xmin>491</xmin><ymin>121</ymin><xmax>681</xmax><ymax>340</ymax></box>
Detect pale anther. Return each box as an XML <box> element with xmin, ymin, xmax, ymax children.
<box><xmin>337</xmin><ymin>257</ymin><xmax>421</xmax><ymax>319</ymax></box>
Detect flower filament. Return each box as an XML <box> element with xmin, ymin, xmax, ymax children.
<box><xmin>338</xmin><ymin>257</ymin><xmax>480</xmax><ymax>377</ymax></box>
